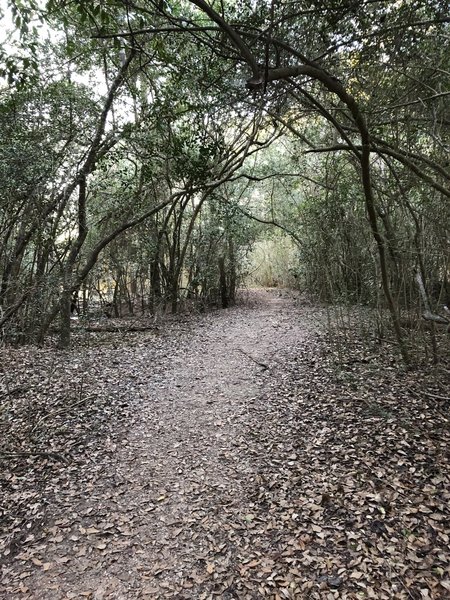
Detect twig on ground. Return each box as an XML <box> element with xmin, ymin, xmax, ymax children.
<box><xmin>30</xmin><ymin>396</ymin><xmax>91</xmax><ymax>435</ymax></box>
<box><xmin>85</xmin><ymin>325</ymin><xmax>158</xmax><ymax>333</ymax></box>
<box><xmin>0</xmin><ymin>450</ymin><xmax>69</xmax><ymax>463</ymax></box>
<box><xmin>238</xmin><ymin>348</ymin><xmax>269</xmax><ymax>370</ymax></box>
<box><xmin>407</xmin><ymin>387</ymin><xmax>450</xmax><ymax>402</ymax></box>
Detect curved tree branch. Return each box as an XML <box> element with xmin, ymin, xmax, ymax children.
<box><xmin>188</xmin><ymin>0</ymin><xmax>260</xmax><ymax>81</ymax></box>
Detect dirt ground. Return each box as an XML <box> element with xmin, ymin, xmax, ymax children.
<box><xmin>1</xmin><ymin>289</ymin><xmax>449</xmax><ymax>599</ymax></box>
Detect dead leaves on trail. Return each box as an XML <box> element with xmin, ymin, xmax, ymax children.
<box><xmin>1</xmin><ymin>292</ymin><xmax>450</xmax><ymax>598</ymax></box>
<box><xmin>235</xmin><ymin>331</ymin><xmax>450</xmax><ymax>599</ymax></box>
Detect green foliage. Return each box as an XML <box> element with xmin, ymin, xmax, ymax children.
<box><xmin>0</xmin><ymin>0</ymin><xmax>448</xmax><ymax>359</ymax></box>
<box><xmin>246</xmin><ymin>236</ymin><xmax>298</xmax><ymax>289</ymax></box>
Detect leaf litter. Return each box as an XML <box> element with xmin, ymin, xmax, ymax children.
<box><xmin>1</xmin><ymin>289</ymin><xmax>449</xmax><ymax>599</ymax></box>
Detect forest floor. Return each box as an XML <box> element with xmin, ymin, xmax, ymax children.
<box><xmin>1</xmin><ymin>289</ymin><xmax>449</xmax><ymax>600</ymax></box>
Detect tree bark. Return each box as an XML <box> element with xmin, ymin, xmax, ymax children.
<box><xmin>218</xmin><ymin>256</ymin><xmax>228</xmax><ymax>308</ymax></box>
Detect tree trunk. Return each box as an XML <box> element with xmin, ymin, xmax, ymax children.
<box><xmin>58</xmin><ymin>278</ymin><xmax>72</xmax><ymax>349</ymax></box>
<box><xmin>228</xmin><ymin>236</ymin><xmax>236</xmax><ymax>305</ymax></box>
<box><xmin>218</xmin><ymin>256</ymin><xmax>228</xmax><ymax>308</ymax></box>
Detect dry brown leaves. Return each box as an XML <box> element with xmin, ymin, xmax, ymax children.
<box><xmin>229</xmin><ymin>325</ymin><xmax>450</xmax><ymax>599</ymax></box>
<box><xmin>1</xmin><ymin>291</ymin><xmax>449</xmax><ymax>599</ymax></box>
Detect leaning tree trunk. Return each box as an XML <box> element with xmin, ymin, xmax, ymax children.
<box><xmin>190</xmin><ymin>0</ymin><xmax>410</xmax><ymax>362</ymax></box>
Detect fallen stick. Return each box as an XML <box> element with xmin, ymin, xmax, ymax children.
<box><xmin>30</xmin><ymin>396</ymin><xmax>89</xmax><ymax>434</ymax></box>
<box><xmin>84</xmin><ymin>324</ymin><xmax>158</xmax><ymax>333</ymax></box>
<box><xmin>0</xmin><ymin>450</ymin><xmax>69</xmax><ymax>463</ymax></box>
<box><xmin>238</xmin><ymin>348</ymin><xmax>269</xmax><ymax>370</ymax></box>
<box><xmin>407</xmin><ymin>386</ymin><xmax>450</xmax><ymax>402</ymax></box>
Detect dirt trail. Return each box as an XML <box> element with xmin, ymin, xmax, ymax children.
<box><xmin>3</xmin><ymin>290</ymin><xmax>450</xmax><ymax>599</ymax></box>
<box><xmin>2</xmin><ymin>289</ymin><xmax>316</xmax><ymax>599</ymax></box>
<box><xmin>109</xmin><ymin>291</ymin><xmax>309</xmax><ymax>596</ymax></box>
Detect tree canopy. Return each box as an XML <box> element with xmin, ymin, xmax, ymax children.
<box><xmin>0</xmin><ymin>0</ymin><xmax>448</xmax><ymax>360</ymax></box>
